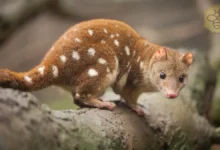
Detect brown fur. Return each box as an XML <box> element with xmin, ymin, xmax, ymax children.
<box><xmin>0</xmin><ymin>19</ymin><xmax>193</xmax><ymax>113</ymax></box>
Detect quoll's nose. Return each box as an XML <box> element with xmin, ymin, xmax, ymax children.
<box><xmin>166</xmin><ymin>91</ymin><xmax>177</xmax><ymax>99</ymax></box>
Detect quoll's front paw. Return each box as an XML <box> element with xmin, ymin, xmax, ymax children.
<box><xmin>131</xmin><ymin>105</ymin><xmax>145</xmax><ymax>116</ymax></box>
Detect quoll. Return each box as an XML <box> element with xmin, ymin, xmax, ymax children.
<box><xmin>0</xmin><ymin>19</ymin><xmax>193</xmax><ymax>115</ymax></box>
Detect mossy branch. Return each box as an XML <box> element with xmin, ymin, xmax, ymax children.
<box><xmin>0</xmin><ymin>88</ymin><xmax>216</xmax><ymax>150</ymax></box>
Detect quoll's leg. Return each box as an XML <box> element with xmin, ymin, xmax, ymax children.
<box><xmin>119</xmin><ymin>85</ymin><xmax>145</xmax><ymax>116</ymax></box>
<box><xmin>72</xmin><ymin>67</ymin><xmax>117</xmax><ymax>110</ymax></box>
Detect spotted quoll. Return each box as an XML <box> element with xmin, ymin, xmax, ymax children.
<box><xmin>0</xmin><ymin>19</ymin><xmax>193</xmax><ymax>114</ymax></box>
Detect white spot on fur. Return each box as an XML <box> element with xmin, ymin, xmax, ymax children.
<box><xmin>117</xmin><ymin>73</ymin><xmax>128</xmax><ymax>91</ymax></box>
<box><xmin>110</xmin><ymin>34</ymin><xmax>115</xmax><ymax>38</ymax></box>
<box><xmin>98</xmin><ymin>58</ymin><xmax>107</xmax><ymax>64</ymax></box>
<box><xmin>52</xmin><ymin>65</ymin><xmax>59</xmax><ymax>77</ymax></box>
<box><xmin>63</xmin><ymin>35</ymin><xmax>67</xmax><ymax>40</ymax></box>
<box><xmin>133</xmin><ymin>50</ymin><xmax>136</xmax><ymax>56</ymax></box>
<box><xmin>124</xmin><ymin>46</ymin><xmax>130</xmax><ymax>56</ymax></box>
<box><xmin>112</xmin><ymin>57</ymin><xmax>119</xmax><ymax>80</ymax></box>
<box><xmin>140</xmin><ymin>61</ymin><xmax>144</xmax><ymax>69</ymax></box>
<box><xmin>106</xmin><ymin>73</ymin><xmax>113</xmax><ymax>81</ymax></box>
<box><xmin>137</xmin><ymin>56</ymin><xmax>140</xmax><ymax>62</ymax></box>
<box><xmin>24</xmin><ymin>76</ymin><xmax>32</xmax><ymax>83</ymax></box>
<box><xmin>126</xmin><ymin>62</ymin><xmax>130</xmax><ymax>68</ymax></box>
<box><xmin>116</xmin><ymin>33</ymin><xmax>120</xmax><ymax>37</ymax></box>
<box><xmin>73</xmin><ymin>28</ymin><xmax>78</xmax><ymax>31</ymax></box>
<box><xmin>87</xmin><ymin>94</ymin><xmax>92</xmax><ymax>97</ymax></box>
<box><xmin>104</xmin><ymin>28</ymin><xmax>108</xmax><ymax>34</ymax></box>
<box><xmin>106</xmin><ymin>67</ymin><xmax>110</xmax><ymax>73</ymax></box>
<box><xmin>107</xmin><ymin>64</ymin><xmax>119</xmax><ymax>85</ymax></box>
<box><xmin>74</xmin><ymin>38</ymin><xmax>81</xmax><ymax>43</ymax></box>
<box><xmin>106</xmin><ymin>70</ymin><xmax>117</xmax><ymax>83</ymax></box>
<box><xmin>105</xmin><ymin>57</ymin><xmax>119</xmax><ymax>83</ymax></box>
<box><xmin>72</xmin><ymin>50</ymin><xmax>80</xmax><ymax>60</ymax></box>
<box><xmin>101</xmin><ymin>40</ymin><xmax>106</xmax><ymax>44</ymax></box>
<box><xmin>88</xmin><ymin>68</ymin><xmax>98</xmax><ymax>77</ymax></box>
<box><xmin>114</xmin><ymin>40</ymin><xmax>119</xmax><ymax>47</ymax></box>
<box><xmin>128</xmin><ymin>65</ymin><xmax>132</xmax><ymax>72</ymax></box>
<box><xmin>88</xmin><ymin>29</ymin><xmax>93</xmax><ymax>36</ymax></box>
<box><xmin>88</xmin><ymin>48</ymin><xmax>96</xmax><ymax>56</ymax></box>
<box><xmin>144</xmin><ymin>41</ymin><xmax>148</xmax><ymax>46</ymax></box>
<box><xmin>115</xmin><ymin>56</ymin><xmax>119</xmax><ymax>68</ymax></box>
<box><xmin>38</xmin><ymin>66</ymin><xmax>45</xmax><ymax>75</ymax></box>
<box><xmin>106</xmin><ymin>58</ymin><xmax>119</xmax><ymax>83</ymax></box>
<box><xmin>75</xmin><ymin>93</ymin><xmax>80</xmax><ymax>99</ymax></box>
<box><xmin>60</xmin><ymin>55</ymin><xmax>67</xmax><ymax>63</ymax></box>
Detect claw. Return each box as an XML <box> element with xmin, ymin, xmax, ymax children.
<box><xmin>102</xmin><ymin>102</ymin><xmax>116</xmax><ymax>110</ymax></box>
<box><xmin>131</xmin><ymin>105</ymin><xmax>145</xmax><ymax>116</ymax></box>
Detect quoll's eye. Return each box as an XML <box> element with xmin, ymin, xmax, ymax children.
<box><xmin>160</xmin><ymin>72</ymin><xmax>166</xmax><ymax>79</ymax></box>
<box><xmin>179</xmin><ymin>75</ymin><xmax>185</xmax><ymax>83</ymax></box>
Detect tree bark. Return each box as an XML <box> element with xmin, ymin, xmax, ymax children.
<box><xmin>0</xmin><ymin>88</ymin><xmax>217</xmax><ymax>150</ymax></box>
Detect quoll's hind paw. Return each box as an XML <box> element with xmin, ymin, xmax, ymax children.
<box><xmin>99</xmin><ymin>101</ymin><xmax>116</xmax><ymax>110</ymax></box>
<box><xmin>73</xmin><ymin>96</ymin><xmax>116</xmax><ymax>110</ymax></box>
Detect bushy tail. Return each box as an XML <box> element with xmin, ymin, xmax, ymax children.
<box><xmin>0</xmin><ymin>65</ymin><xmax>56</xmax><ymax>91</ymax></box>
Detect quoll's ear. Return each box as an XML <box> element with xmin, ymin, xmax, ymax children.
<box><xmin>153</xmin><ymin>47</ymin><xmax>168</xmax><ymax>62</ymax></box>
<box><xmin>182</xmin><ymin>52</ymin><xmax>193</xmax><ymax>67</ymax></box>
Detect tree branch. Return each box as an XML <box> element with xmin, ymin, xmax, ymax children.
<box><xmin>0</xmin><ymin>88</ymin><xmax>217</xmax><ymax>150</ymax></box>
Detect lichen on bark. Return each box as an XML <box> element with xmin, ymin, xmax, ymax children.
<box><xmin>0</xmin><ymin>88</ymin><xmax>216</xmax><ymax>150</ymax></box>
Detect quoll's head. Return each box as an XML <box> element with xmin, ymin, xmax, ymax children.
<box><xmin>149</xmin><ymin>47</ymin><xmax>193</xmax><ymax>99</ymax></box>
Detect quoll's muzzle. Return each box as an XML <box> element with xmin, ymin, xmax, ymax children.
<box><xmin>166</xmin><ymin>90</ymin><xmax>177</xmax><ymax>99</ymax></box>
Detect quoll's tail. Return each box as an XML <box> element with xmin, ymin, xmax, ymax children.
<box><xmin>0</xmin><ymin>64</ymin><xmax>57</xmax><ymax>91</ymax></box>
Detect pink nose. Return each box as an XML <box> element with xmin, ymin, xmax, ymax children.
<box><xmin>166</xmin><ymin>92</ymin><xmax>177</xmax><ymax>99</ymax></box>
